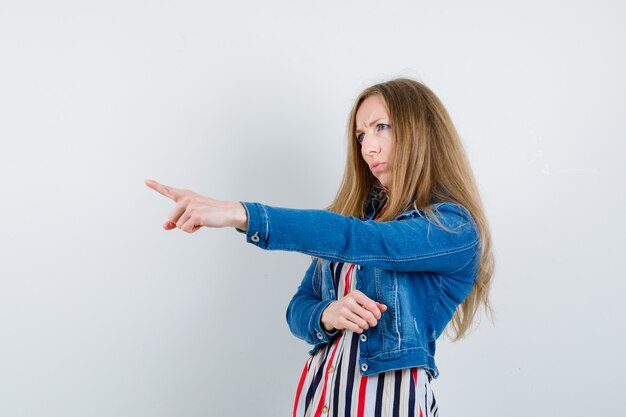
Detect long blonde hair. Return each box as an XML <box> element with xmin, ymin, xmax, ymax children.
<box><xmin>313</xmin><ymin>77</ymin><xmax>495</xmax><ymax>341</ymax></box>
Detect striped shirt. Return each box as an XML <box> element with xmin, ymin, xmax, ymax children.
<box><xmin>292</xmin><ymin>261</ymin><xmax>439</xmax><ymax>417</ymax></box>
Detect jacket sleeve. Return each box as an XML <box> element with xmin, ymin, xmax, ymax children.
<box><xmin>285</xmin><ymin>258</ymin><xmax>339</xmax><ymax>345</ymax></box>
<box><xmin>237</xmin><ymin>201</ymin><xmax>480</xmax><ymax>273</ymax></box>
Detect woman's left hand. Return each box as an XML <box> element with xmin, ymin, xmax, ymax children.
<box><xmin>144</xmin><ymin>179</ymin><xmax>248</xmax><ymax>233</ymax></box>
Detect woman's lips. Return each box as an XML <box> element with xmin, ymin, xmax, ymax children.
<box><xmin>371</xmin><ymin>162</ymin><xmax>385</xmax><ymax>171</ymax></box>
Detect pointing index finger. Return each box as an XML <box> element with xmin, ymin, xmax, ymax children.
<box><xmin>144</xmin><ymin>179</ymin><xmax>179</xmax><ymax>201</ymax></box>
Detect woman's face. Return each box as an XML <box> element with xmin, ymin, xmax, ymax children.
<box><xmin>355</xmin><ymin>94</ymin><xmax>395</xmax><ymax>188</ymax></box>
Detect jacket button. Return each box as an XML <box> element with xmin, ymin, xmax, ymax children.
<box><xmin>251</xmin><ymin>232</ymin><xmax>260</xmax><ymax>243</ymax></box>
<box><xmin>316</xmin><ymin>331</ymin><xmax>324</xmax><ymax>340</ymax></box>
<box><xmin>360</xmin><ymin>334</ymin><xmax>367</xmax><ymax>342</ymax></box>
<box><xmin>360</xmin><ymin>363</ymin><xmax>368</xmax><ymax>372</ymax></box>
<box><xmin>357</xmin><ymin>265</ymin><xmax>362</xmax><ymax>270</ymax></box>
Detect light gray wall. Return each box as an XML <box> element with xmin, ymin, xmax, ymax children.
<box><xmin>1</xmin><ymin>1</ymin><xmax>624</xmax><ymax>416</ymax></box>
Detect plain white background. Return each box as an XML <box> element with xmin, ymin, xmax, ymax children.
<box><xmin>1</xmin><ymin>1</ymin><xmax>624</xmax><ymax>416</ymax></box>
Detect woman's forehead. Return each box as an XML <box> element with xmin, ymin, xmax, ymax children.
<box><xmin>356</xmin><ymin>95</ymin><xmax>389</xmax><ymax>128</ymax></box>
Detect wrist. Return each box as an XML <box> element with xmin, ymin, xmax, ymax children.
<box><xmin>321</xmin><ymin>321</ymin><xmax>335</xmax><ymax>332</ymax></box>
<box><xmin>233</xmin><ymin>202</ymin><xmax>248</xmax><ymax>231</ymax></box>
<box><xmin>320</xmin><ymin>305</ymin><xmax>335</xmax><ymax>332</ymax></box>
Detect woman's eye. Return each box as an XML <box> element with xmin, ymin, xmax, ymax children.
<box><xmin>356</xmin><ymin>124</ymin><xmax>390</xmax><ymax>143</ymax></box>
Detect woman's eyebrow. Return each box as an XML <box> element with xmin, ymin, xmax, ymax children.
<box><xmin>355</xmin><ymin>118</ymin><xmax>386</xmax><ymax>133</ymax></box>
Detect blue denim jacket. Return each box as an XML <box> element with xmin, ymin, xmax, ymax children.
<box><xmin>237</xmin><ymin>188</ymin><xmax>479</xmax><ymax>378</ymax></box>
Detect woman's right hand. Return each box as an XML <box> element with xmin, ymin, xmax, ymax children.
<box><xmin>320</xmin><ymin>290</ymin><xmax>388</xmax><ymax>334</ymax></box>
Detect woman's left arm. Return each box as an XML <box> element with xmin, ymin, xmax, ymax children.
<box><xmin>145</xmin><ymin>179</ymin><xmax>478</xmax><ymax>274</ymax></box>
<box><xmin>237</xmin><ymin>201</ymin><xmax>480</xmax><ymax>273</ymax></box>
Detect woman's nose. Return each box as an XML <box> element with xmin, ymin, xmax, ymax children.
<box><xmin>362</xmin><ymin>135</ymin><xmax>380</xmax><ymax>153</ymax></box>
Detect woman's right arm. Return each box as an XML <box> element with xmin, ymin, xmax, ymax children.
<box><xmin>286</xmin><ymin>259</ymin><xmax>339</xmax><ymax>345</ymax></box>
<box><xmin>286</xmin><ymin>259</ymin><xmax>387</xmax><ymax>344</ymax></box>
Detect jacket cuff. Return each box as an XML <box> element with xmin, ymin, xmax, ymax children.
<box><xmin>238</xmin><ymin>202</ymin><xmax>269</xmax><ymax>245</ymax></box>
<box><xmin>309</xmin><ymin>299</ymin><xmax>337</xmax><ymax>343</ymax></box>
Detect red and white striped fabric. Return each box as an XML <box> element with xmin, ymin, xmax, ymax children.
<box><xmin>292</xmin><ymin>260</ymin><xmax>439</xmax><ymax>417</ymax></box>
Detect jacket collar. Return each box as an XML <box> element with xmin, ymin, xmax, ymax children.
<box><xmin>366</xmin><ymin>185</ymin><xmax>449</xmax><ymax>219</ymax></box>
<box><xmin>365</xmin><ymin>185</ymin><xmax>388</xmax><ymax>219</ymax></box>
<box><xmin>368</xmin><ymin>184</ymin><xmax>387</xmax><ymax>198</ymax></box>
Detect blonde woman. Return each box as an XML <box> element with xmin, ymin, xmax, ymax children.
<box><xmin>146</xmin><ymin>78</ymin><xmax>494</xmax><ymax>417</ymax></box>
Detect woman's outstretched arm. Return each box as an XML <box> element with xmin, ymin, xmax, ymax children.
<box><xmin>237</xmin><ymin>201</ymin><xmax>479</xmax><ymax>274</ymax></box>
<box><xmin>145</xmin><ymin>179</ymin><xmax>478</xmax><ymax>274</ymax></box>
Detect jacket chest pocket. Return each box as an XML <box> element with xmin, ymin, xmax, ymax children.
<box><xmin>374</xmin><ymin>268</ymin><xmax>401</xmax><ymax>351</ymax></box>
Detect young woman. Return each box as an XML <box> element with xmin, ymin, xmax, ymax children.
<box><xmin>145</xmin><ymin>77</ymin><xmax>494</xmax><ymax>417</ymax></box>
